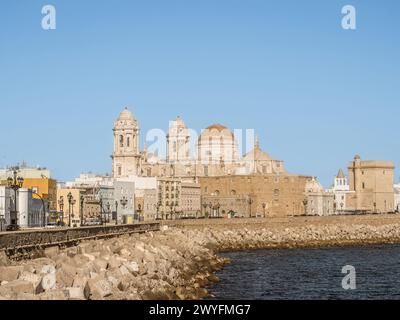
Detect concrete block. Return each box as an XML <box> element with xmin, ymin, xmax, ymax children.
<box><xmin>0</xmin><ymin>266</ymin><xmax>24</xmax><ymax>282</ymax></box>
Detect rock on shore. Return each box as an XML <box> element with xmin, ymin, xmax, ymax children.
<box><xmin>0</xmin><ymin>227</ymin><xmax>228</xmax><ymax>300</ymax></box>
<box><xmin>2</xmin><ymin>221</ymin><xmax>400</xmax><ymax>300</ymax></box>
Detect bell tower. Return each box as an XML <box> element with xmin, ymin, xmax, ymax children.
<box><xmin>112</xmin><ymin>107</ymin><xmax>141</xmax><ymax>177</ymax></box>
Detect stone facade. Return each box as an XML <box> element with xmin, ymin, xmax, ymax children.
<box><xmin>394</xmin><ymin>183</ymin><xmax>400</xmax><ymax>212</ymax></box>
<box><xmin>346</xmin><ymin>155</ymin><xmax>395</xmax><ymax>213</ymax></box>
<box><xmin>156</xmin><ymin>178</ymin><xmax>201</xmax><ymax>219</ymax></box>
<box><xmin>199</xmin><ymin>174</ymin><xmax>312</xmax><ymax>218</ymax></box>
<box><xmin>111</xmin><ymin>108</ymin><xmax>285</xmax><ymax>180</ymax></box>
<box><xmin>305</xmin><ymin>178</ymin><xmax>335</xmax><ymax>216</ymax></box>
<box><xmin>330</xmin><ymin>169</ymin><xmax>350</xmax><ymax>213</ymax></box>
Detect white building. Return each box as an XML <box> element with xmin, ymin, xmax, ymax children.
<box><xmin>330</xmin><ymin>169</ymin><xmax>350</xmax><ymax>213</ymax></box>
<box><xmin>394</xmin><ymin>183</ymin><xmax>400</xmax><ymax>212</ymax></box>
<box><xmin>305</xmin><ymin>178</ymin><xmax>335</xmax><ymax>216</ymax></box>
<box><xmin>0</xmin><ymin>186</ymin><xmax>11</xmax><ymax>230</ymax></box>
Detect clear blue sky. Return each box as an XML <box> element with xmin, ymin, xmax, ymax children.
<box><xmin>0</xmin><ymin>0</ymin><xmax>399</xmax><ymax>187</ymax></box>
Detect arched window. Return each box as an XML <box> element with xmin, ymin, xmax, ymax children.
<box><xmin>127</xmin><ymin>137</ymin><xmax>130</xmax><ymax>148</ymax></box>
<box><xmin>119</xmin><ymin>135</ymin><xmax>124</xmax><ymax>147</ymax></box>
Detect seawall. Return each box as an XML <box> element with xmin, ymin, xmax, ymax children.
<box><xmin>1</xmin><ymin>215</ymin><xmax>400</xmax><ymax>300</ymax></box>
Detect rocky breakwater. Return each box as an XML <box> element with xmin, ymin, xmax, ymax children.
<box><xmin>0</xmin><ymin>226</ymin><xmax>228</xmax><ymax>300</ymax></box>
<box><xmin>193</xmin><ymin>223</ymin><xmax>400</xmax><ymax>251</ymax></box>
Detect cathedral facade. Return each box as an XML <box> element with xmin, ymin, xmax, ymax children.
<box><xmin>112</xmin><ymin>108</ymin><xmax>285</xmax><ymax>179</ymax></box>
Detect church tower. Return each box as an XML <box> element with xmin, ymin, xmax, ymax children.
<box><xmin>112</xmin><ymin>107</ymin><xmax>141</xmax><ymax>177</ymax></box>
<box><xmin>167</xmin><ymin>116</ymin><xmax>191</xmax><ymax>163</ymax></box>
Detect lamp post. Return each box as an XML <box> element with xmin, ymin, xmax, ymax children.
<box><xmin>209</xmin><ymin>202</ymin><xmax>213</xmax><ymax>218</ymax></box>
<box><xmin>107</xmin><ymin>202</ymin><xmax>111</xmax><ymax>223</ymax></box>
<box><xmin>120</xmin><ymin>197</ymin><xmax>128</xmax><ymax>224</ymax></box>
<box><xmin>262</xmin><ymin>203</ymin><xmax>267</xmax><ymax>218</ymax></box>
<box><xmin>115</xmin><ymin>200</ymin><xmax>119</xmax><ymax>225</ymax></box>
<box><xmin>7</xmin><ymin>168</ymin><xmax>24</xmax><ymax>229</ymax></box>
<box><xmin>80</xmin><ymin>195</ymin><xmax>84</xmax><ymax>226</ymax></box>
<box><xmin>67</xmin><ymin>192</ymin><xmax>73</xmax><ymax>228</ymax></box>
<box><xmin>58</xmin><ymin>196</ymin><xmax>64</xmax><ymax>226</ymax></box>
<box><xmin>303</xmin><ymin>199</ymin><xmax>308</xmax><ymax>216</ymax></box>
<box><xmin>215</xmin><ymin>202</ymin><xmax>221</xmax><ymax>218</ymax></box>
<box><xmin>202</xmin><ymin>203</ymin><xmax>208</xmax><ymax>218</ymax></box>
<box><xmin>156</xmin><ymin>201</ymin><xmax>161</xmax><ymax>220</ymax></box>
<box><xmin>99</xmin><ymin>197</ymin><xmax>103</xmax><ymax>226</ymax></box>
<box><xmin>247</xmin><ymin>197</ymin><xmax>254</xmax><ymax>218</ymax></box>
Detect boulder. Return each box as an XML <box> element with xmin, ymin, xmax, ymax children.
<box><xmin>0</xmin><ymin>280</ymin><xmax>34</xmax><ymax>297</ymax></box>
<box><xmin>87</xmin><ymin>278</ymin><xmax>113</xmax><ymax>299</ymax></box>
<box><xmin>41</xmin><ymin>273</ymin><xmax>57</xmax><ymax>291</ymax></box>
<box><xmin>123</xmin><ymin>261</ymin><xmax>139</xmax><ymax>274</ymax></box>
<box><xmin>44</xmin><ymin>246</ymin><xmax>60</xmax><ymax>259</ymax></box>
<box><xmin>93</xmin><ymin>259</ymin><xmax>108</xmax><ymax>273</ymax></box>
<box><xmin>56</xmin><ymin>270</ymin><xmax>74</xmax><ymax>288</ymax></box>
<box><xmin>0</xmin><ymin>251</ymin><xmax>10</xmax><ymax>267</ymax></box>
<box><xmin>18</xmin><ymin>271</ymin><xmax>43</xmax><ymax>294</ymax></box>
<box><xmin>0</xmin><ymin>266</ymin><xmax>24</xmax><ymax>282</ymax></box>
<box><xmin>65</xmin><ymin>287</ymin><xmax>87</xmax><ymax>300</ymax></box>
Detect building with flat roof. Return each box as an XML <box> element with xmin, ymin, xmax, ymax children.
<box><xmin>346</xmin><ymin>155</ymin><xmax>395</xmax><ymax>213</ymax></box>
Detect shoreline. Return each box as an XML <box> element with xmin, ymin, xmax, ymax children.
<box><xmin>2</xmin><ymin>215</ymin><xmax>400</xmax><ymax>300</ymax></box>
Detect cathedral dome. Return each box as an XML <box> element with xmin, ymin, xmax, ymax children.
<box><xmin>197</xmin><ymin>123</ymin><xmax>238</xmax><ymax>163</ymax></box>
<box><xmin>117</xmin><ymin>107</ymin><xmax>135</xmax><ymax>121</ymax></box>
<box><xmin>305</xmin><ymin>177</ymin><xmax>324</xmax><ymax>193</ymax></box>
<box><xmin>198</xmin><ymin>124</ymin><xmax>234</xmax><ymax>141</ymax></box>
<box><xmin>114</xmin><ymin>107</ymin><xmax>138</xmax><ymax>129</ymax></box>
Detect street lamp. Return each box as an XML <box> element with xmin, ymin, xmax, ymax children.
<box><xmin>115</xmin><ymin>200</ymin><xmax>119</xmax><ymax>225</ymax></box>
<box><xmin>107</xmin><ymin>202</ymin><xmax>111</xmax><ymax>223</ymax></box>
<box><xmin>215</xmin><ymin>202</ymin><xmax>221</xmax><ymax>218</ymax></box>
<box><xmin>80</xmin><ymin>195</ymin><xmax>84</xmax><ymax>226</ymax></box>
<box><xmin>247</xmin><ymin>198</ymin><xmax>254</xmax><ymax>218</ymax></box>
<box><xmin>120</xmin><ymin>197</ymin><xmax>128</xmax><ymax>224</ymax></box>
<box><xmin>202</xmin><ymin>203</ymin><xmax>208</xmax><ymax>218</ymax></box>
<box><xmin>303</xmin><ymin>199</ymin><xmax>308</xmax><ymax>215</ymax></box>
<box><xmin>67</xmin><ymin>192</ymin><xmax>74</xmax><ymax>227</ymax></box>
<box><xmin>7</xmin><ymin>168</ymin><xmax>24</xmax><ymax>229</ymax></box>
<box><xmin>58</xmin><ymin>196</ymin><xmax>64</xmax><ymax>226</ymax></box>
<box><xmin>156</xmin><ymin>201</ymin><xmax>161</xmax><ymax>220</ymax></box>
<box><xmin>262</xmin><ymin>203</ymin><xmax>267</xmax><ymax>218</ymax></box>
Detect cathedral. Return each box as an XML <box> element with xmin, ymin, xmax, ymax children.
<box><xmin>111</xmin><ymin>107</ymin><xmax>285</xmax><ymax>179</ymax></box>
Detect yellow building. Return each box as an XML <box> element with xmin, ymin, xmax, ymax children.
<box><xmin>0</xmin><ymin>165</ymin><xmax>57</xmax><ymax>210</ymax></box>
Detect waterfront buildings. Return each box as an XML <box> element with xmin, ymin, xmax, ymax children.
<box><xmin>0</xmin><ymin>164</ymin><xmax>57</xmax><ymax>211</ymax></box>
<box><xmin>111</xmin><ymin>108</ymin><xmax>285</xmax><ymax>179</ymax></box>
<box><xmin>199</xmin><ymin>174</ymin><xmax>311</xmax><ymax>218</ymax></box>
<box><xmin>394</xmin><ymin>183</ymin><xmax>400</xmax><ymax>212</ymax></box>
<box><xmin>330</xmin><ymin>169</ymin><xmax>350</xmax><ymax>213</ymax></box>
<box><xmin>346</xmin><ymin>155</ymin><xmax>395</xmax><ymax>213</ymax></box>
<box><xmin>305</xmin><ymin>178</ymin><xmax>335</xmax><ymax>216</ymax></box>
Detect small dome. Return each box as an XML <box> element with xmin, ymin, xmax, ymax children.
<box><xmin>198</xmin><ymin>124</ymin><xmax>234</xmax><ymax>141</ymax></box>
<box><xmin>305</xmin><ymin>177</ymin><xmax>324</xmax><ymax>193</ymax></box>
<box><xmin>117</xmin><ymin>107</ymin><xmax>135</xmax><ymax>121</ymax></box>
<box><xmin>354</xmin><ymin>154</ymin><xmax>361</xmax><ymax>160</ymax></box>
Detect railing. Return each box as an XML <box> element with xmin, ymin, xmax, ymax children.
<box><xmin>0</xmin><ymin>222</ymin><xmax>160</xmax><ymax>259</ymax></box>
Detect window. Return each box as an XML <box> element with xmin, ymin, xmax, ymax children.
<box><xmin>274</xmin><ymin>189</ymin><xmax>280</xmax><ymax>197</ymax></box>
<box><xmin>204</xmin><ymin>166</ymin><xmax>209</xmax><ymax>176</ymax></box>
<box><xmin>127</xmin><ymin>137</ymin><xmax>130</xmax><ymax>147</ymax></box>
<box><xmin>262</xmin><ymin>166</ymin><xmax>267</xmax><ymax>174</ymax></box>
<box><xmin>118</xmin><ymin>166</ymin><xmax>122</xmax><ymax>176</ymax></box>
<box><xmin>362</xmin><ymin>182</ymin><xmax>365</xmax><ymax>189</ymax></box>
<box><xmin>119</xmin><ymin>135</ymin><xmax>124</xmax><ymax>147</ymax></box>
